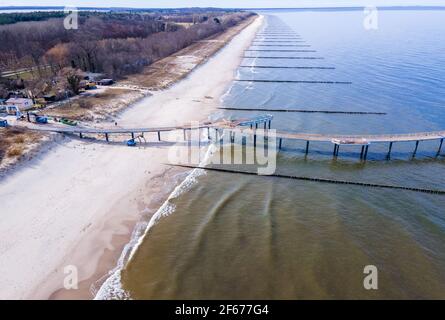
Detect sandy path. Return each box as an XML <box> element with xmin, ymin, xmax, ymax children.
<box><xmin>0</xmin><ymin>16</ymin><xmax>262</xmax><ymax>300</ymax></box>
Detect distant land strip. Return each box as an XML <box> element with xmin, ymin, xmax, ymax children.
<box><xmin>217</xmin><ymin>107</ymin><xmax>386</xmax><ymax>115</ymax></box>
<box><xmin>170</xmin><ymin>165</ymin><xmax>445</xmax><ymax>195</ymax></box>
<box><xmin>235</xmin><ymin>79</ymin><xmax>352</xmax><ymax>84</ymax></box>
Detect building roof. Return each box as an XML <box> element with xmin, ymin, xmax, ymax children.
<box><xmin>6</xmin><ymin>98</ymin><xmax>32</xmax><ymax>104</ymax></box>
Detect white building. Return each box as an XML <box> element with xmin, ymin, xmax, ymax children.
<box><xmin>6</xmin><ymin>98</ymin><xmax>34</xmax><ymax>110</ymax></box>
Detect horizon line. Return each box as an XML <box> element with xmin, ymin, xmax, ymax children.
<box><xmin>1</xmin><ymin>5</ymin><xmax>445</xmax><ymax>11</ymax></box>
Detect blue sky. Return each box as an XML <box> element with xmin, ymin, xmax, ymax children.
<box><xmin>2</xmin><ymin>0</ymin><xmax>445</xmax><ymax>8</ymax></box>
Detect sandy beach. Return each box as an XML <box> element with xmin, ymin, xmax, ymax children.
<box><xmin>0</xmin><ymin>15</ymin><xmax>262</xmax><ymax>300</ymax></box>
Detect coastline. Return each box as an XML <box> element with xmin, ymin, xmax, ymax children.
<box><xmin>0</xmin><ymin>15</ymin><xmax>263</xmax><ymax>300</ymax></box>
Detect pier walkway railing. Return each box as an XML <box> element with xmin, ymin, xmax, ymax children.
<box><xmin>15</xmin><ymin>114</ymin><xmax>444</xmax><ymax>160</ymax></box>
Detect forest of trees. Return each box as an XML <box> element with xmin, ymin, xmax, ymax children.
<box><xmin>0</xmin><ymin>9</ymin><xmax>254</xmax><ymax>98</ymax></box>
<box><xmin>0</xmin><ymin>11</ymin><xmax>67</xmax><ymax>25</ymax></box>
<box><xmin>0</xmin><ymin>10</ymin><xmax>253</xmax><ymax>73</ymax></box>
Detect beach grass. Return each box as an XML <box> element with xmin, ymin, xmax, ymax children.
<box><xmin>0</xmin><ymin>128</ymin><xmax>44</xmax><ymax>166</ymax></box>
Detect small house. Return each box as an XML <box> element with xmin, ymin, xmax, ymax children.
<box><xmin>6</xmin><ymin>98</ymin><xmax>34</xmax><ymax>110</ymax></box>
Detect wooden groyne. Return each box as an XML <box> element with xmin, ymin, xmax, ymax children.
<box><xmin>217</xmin><ymin>107</ymin><xmax>386</xmax><ymax>115</ymax></box>
<box><xmin>255</xmin><ymin>36</ymin><xmax>302</xmax><ymax>38</ymax></box>
<box><xmin>255</xmin><ymin>36</ymin><xmax>302</xmax><ymax>39</ymax></box>
<box><xmin>243</xmin><ymin>56</ymin><xmax>323</xmax><ymax>60</ymax></box>
<box><xmin>235</xmin><ymin>79</ymin><xmax>352</xmax><ymax>84</ymax></box>
<box><xmin>250</xmin><ymin>45</ymin><xmax>312</xmax><ymax>47</ymax></box>
<box><xmin>256</xmin><ymin>33</ymin><xmax>300</xmax><ymax>35</ymax></box>
<box><xmin>251</xmin><ymin>40</ymin><xmax>307</xmax><ymax>43</ymax></box>
<box><xmin>245</xmin><ymin>49</ymin><xmax>317</xmax><ymax>52</ymax></box>
<box><xmin>171</xmin><ymin>164</ymin><xmax>445</xmax><ymax>195</ymax></box>
<box><xmin>239</xmin><ymin>66</ymin><xmax>335</xmax><ymax>69</ymax></box>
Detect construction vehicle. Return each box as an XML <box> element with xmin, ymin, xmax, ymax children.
<box><xmin>80</xmin><ymin>81</ymin><xmax>97</xmax><ymax>90</ymax></box>
<box><xmin>85</xmin><ymin>81</ymin><xmax>97</xmax><ymax>90</ymax></box>
<box><xmin>33</xmin><ymin>98</ymin><xmax>47</xmax><ymax>109</ymax></box>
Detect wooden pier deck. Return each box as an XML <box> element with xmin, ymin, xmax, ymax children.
<box><xmin>236</xmin><ymin>127</ymin><xmax>444</xmax><ymax>160</ymax></box>
<box><xmin>269</xmin><ymin>130</ymin><xmax>445</xmax><ymax>143</ymax></box>
<box><xmin>18</xmin><ymin>114</ymin><xmax>274</xmax><ymax>141</ymax></box>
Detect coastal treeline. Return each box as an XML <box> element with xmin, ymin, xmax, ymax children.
<box><xmin>0</xmin><ymin>10</ymin><xmax>254</xmax><ymax>98</ymax></box>
<box><xmin>45</xmin><ymin>12</ymin><xmax>251</xmax><ymax>77</ymax></box>
<box><xmin>0</xmin><ymin>12</ymin><xmax>250</xmax><ymax>77</ymax></box>
<box><xmin>0</xmin><ymin>8</ymin><xmax>239</xmax><ymax>25</ymax></box>
<box><xmin>0</xmin><ymin>11</ymin><xmax>66</xmax><ymax>25</ymax></box>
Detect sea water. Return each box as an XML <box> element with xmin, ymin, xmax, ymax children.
<box><xmin>111</xmin><ymin>8</ymin><xmax>445</xmax><ymax>299</ymax></box>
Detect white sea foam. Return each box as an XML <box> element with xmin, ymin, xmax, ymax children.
<box><xmin>94</xmin><ymin>16</ymin><xmax>263</xmax><ymax>300</ymax></box>
<box><xmin>94</xmin><ymin>143</ymin><xmax>216</xmax><ymax>299</ymax></box>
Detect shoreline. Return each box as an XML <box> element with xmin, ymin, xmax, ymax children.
<box><xmin>0</xmin><ymin>15</ymin><xmax>263</xmax><ymax>300</ymax></box>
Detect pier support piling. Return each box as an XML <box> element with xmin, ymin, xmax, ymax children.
<box><xmin>333</xmin><ymin>144</ymin><xmax>339</xmax><ymax>157</ymax></box>
<box><xmin>437</xmin><ymin>138</ymin><xmax>443</xmax><ymax>156</ymax></box>
<box><xmin>363</xmin><ymin>145</ymin><xmax>369</xmax><ymax>161</ymax></box>
<box><xmin>387</xmin><ymin>142</ymin><xmax>393</xmax><ymax>159</ymax></box>
<box><xmin>413</xmin><ymin>140</ymin><xmax>419</xmax><ymax>158</ymax></box>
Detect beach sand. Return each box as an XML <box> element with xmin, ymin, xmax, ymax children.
<box><xmin>0</xmin><ymin>15</ymin><xmax>262</xmax><ymax>300</ymax></box>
